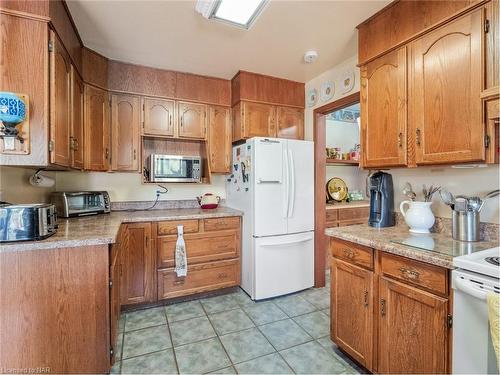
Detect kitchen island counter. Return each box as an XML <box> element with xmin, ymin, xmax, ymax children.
<box><xmin>326</xmin><ymin>224</ymin><xmax>498</xmax><ymax>269</ymax></box>
<box><xmin>0</xmin><ymin>207</ymin><xmax>243</xmax><ymax>253</ymax></box>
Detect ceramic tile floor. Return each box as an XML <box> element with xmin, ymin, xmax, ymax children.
<box><xmin>112</xmin><ymin>272</ymin><xmax>366</xmax><ymax>374</ymax></box>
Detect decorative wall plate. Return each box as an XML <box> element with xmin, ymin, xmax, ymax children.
<box><xmin>340</xmin><ymin>70</ymin><xmax>355</xmax><ymax>94</ymax></box>
<box><xmin>306</xmin><ymin>88</ymin><xmax>318</xmax><ymax>107</ymax></box>
<box><xmin>320</xmin><ymin>81</ymin><xmax>334</xmax><ymax>102</ymax></box>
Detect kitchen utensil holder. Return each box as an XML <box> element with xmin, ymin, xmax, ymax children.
<box><xmin>452</xmin><ymin>210</ymin><xmax>480</xmax><ymax>242</ymax></box>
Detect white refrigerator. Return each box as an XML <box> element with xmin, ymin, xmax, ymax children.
<box><xmin>226</xmin><ymin>137</ymin><xmax>314</xmax><ymax>300</ymax></box>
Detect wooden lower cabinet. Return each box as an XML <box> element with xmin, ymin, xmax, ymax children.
<box><xmin>109</xmin><ymin>241</ymin><xmax>122</xmax><ymax>365</ymax></box>
<box><xmin>330</xmin><ymin>238</ymin><xmax>451</xmax><ymax>374</ymax></box>
<box><xmin>158</xmin><ymin>259</ymin><xmax>240</xmax><ymax>300</ymax></box>
<box><xmin>378</xmin><ymin>277</ymin><xmax>448</xmax><ymax>374</ymax></box>
<box><xmin>331</xmin><ymin>258</ymin><xmax>374</xmax><ymax>369</ymax></box>
<box><xmin>120</xmin><ymin>222</ymin><xmax>155</xmax><ymax>306</ymax></box>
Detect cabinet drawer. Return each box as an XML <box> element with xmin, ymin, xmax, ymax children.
<box><xmin>157</xmin><ymin>230</ymin><xmax>240</xmax><ymax>268</ymax></box>
<box><xmin>380</xmin><ymin>252</ymin><xmax>448</xmax><ymax>296</ymax></box>
<box><xmin>157</xmin><ymin>220</ymin><xmax>199</xmax><ymax>236</ymax></box>
<box><xmin>330</xmin><ymin>239</ymin><xmax>373</xmax><ymax>270</ymax></box>
<box><xmin>157</xmin><ymin>259</ymin><xmax>240</xmax><ymax>300</ymax></box>
<box><xmin>338</xmin><ymin>207</ymin><xmax>370</xmax><ymax>221</ymax></box>
<box><xmin>204</xmin><ymin>217</ymin><xmax>240</xmax><ymax>231</ymax></box>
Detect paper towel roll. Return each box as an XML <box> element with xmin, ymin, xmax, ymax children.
<box><xmin>29</xmin><ymin>172</ymin><xmax>55</xmax><ymax>188</ymax></box>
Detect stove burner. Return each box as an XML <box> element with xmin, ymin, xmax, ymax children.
<box><xmin>485</xmin><ymin>256</ymin><xmax>500</xmax><ymax>266</ymax></box>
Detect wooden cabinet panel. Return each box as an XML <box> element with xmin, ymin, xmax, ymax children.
<box><xmin>338</xmin><ymin>207</ymin><xmax>370</xmax><ymax>221</ymax></box>
<box><xmin>157</xmin><ymin>259</ymin><xmax>240</xmax><ymax>300</ymax></box>
<box><xmin>325</xmin><ymin>209</ymin><xmax>339</xmax><ymax>227</ymax></box>
<box><xmin>203</xmin><ymin>217</ymin><xmax>240</xmax><ymax>232</ymax></box>
<box><xmin>378</xmin><ymin>277</ymin><xmax>448</xmax><ymax>374</ymax></box>
<box><xmin>157</xmin><ymin>219</ymin><xmax>199</xmax><ymax>236</ymax></box>
<box><xmin>120</xmin><ymin>223</ymin><xmax>154</xmax><ymax>305</ymax></box>
<box><xmin>177</xmin><ymin>101</ymin><xmax>207</xmax><ymax>140</ymax></box>
<box><xmin>331</xmin><ymin>259</ymin><xmax>374</xmax><ymax>370</ymax></box>
<box><xmin>485</xmin><ymin>0</ymin><xmax>499</xmax><ymax>90</ymax></box>
<box><xmin>49</xmin><ymin>31</ymin><xmax>71</xmax><ymax>167</ymax></box>
<box><xmin>232</xmin><ymin>102</ymin><xmax>243</xmax><ymax>142</ymax></box>
<box><xmin>242</xmin><ymin>101</ymin><xmax>276</xmax><ymax>139</ymax></box>
<box><xmin>410</xmin><ymin>10</ymin><xmax>484</xmax><ymax>164</ymax></box>
<box><xmin>330</xmin><ymin>238</ymin><xmax>374</xmax><ymax>270</ymax></box>
<box><xmin>84</xmin><ymin>85</ymin><xmax>110</xmax><ymax>171</ymax></box>
<box><xmin>176</xmin><ymin>72</ymin><xmax>231</xmax><ymax>106</ymax></box>
<box><xmin>276</xmin><ymin>106</ymin><xmax>304</xmax><ymax>139</ymax></box>
<box><xmin>109</xmin><ymin>242</ymin><xmax>121</xmax><ymax>365</ymax></box>
<box><xmin>380</xmin><ymin>253</ymin><xmax>448</xmax><ymax>296</ymax></box>
<box><xmin>143</xmin><ymin>98</ymin><xmax>175</xmax><ymax>137</ymax></box>
<box><xmin>157</xmin><ymin>229</ymin><xmax>240</xmax><ymax>269</ymax></box>
<box><xmin>361</xmin><ymin>47</ymin><xmax>407</xmax><ymax>168</ymax></box>
<box><xmin>208</xmin><ymin>106</ymin><xmax>231</xmax><ymax>173</ymax></box>
<box><xmin>82</xmin><ymin>47</ymin><xmax>108</xmax><ymax>89</ymax></box>
<box><xmin>70</xmin><ymin>67</ymin><xmax>84</xmax><ymax>170</ymax></box>
<box><xmin>111</xmin><ymin>94</ymin><xmax>140</xmax><ymax>171</ymax></box>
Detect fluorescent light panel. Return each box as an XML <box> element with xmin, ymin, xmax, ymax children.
<box><xmin>211</xmin><ymin>0</ymin><xmax>268</xmax><ymax>29</ymax></box>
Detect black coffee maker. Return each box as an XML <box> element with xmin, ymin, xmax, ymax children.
<box><xmin>368</xmin><ymin>171</ymin><xmax>395</xmax><ymax>228</ymax></box>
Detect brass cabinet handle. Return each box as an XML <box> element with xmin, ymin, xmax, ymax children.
<box><xmin>169</xmin><ymin>114</ymin><xmax>172</xmax><ymax>128</ymax></box>
<box><xmin>381</xmin><ymin>298</ymin><xmax>386</xmax><ymax>316</ymax></box>
<box><xmin>343</xmin><ymin>248</ymin><xmax>356</xmax><ymax>259</ymax></box>
<box><xmin>73</xmin><ymin>138</ymin><xmax>79</xmax><ymax>151</ymax></box>
<box><xmin>363</xmin><ymin>290</ymin><xmax>369</xmax><ymax>307</ymax></box>
<box><xmin>174</xmin><ymin>278</ymin><xmax>185</xmax><ymax>285</ymax></box>
<box><xmin>180</xmin><ymin>116</ymin><xmax>184</xmax><ymax>127</ymax></box>
<box><xmin>145</xmin><ymin>235</ymin><xmax>149</xmax><ymax>247</ymax></box>
<box><xmin>398</xmin><ymin>132</ymin><xmax>403</xmax><ymax>148</ymax></box>
<box><xmin>416</xmin><ymin>128</ymin><xmax>421</xmax><ymax>146</ymax></box>
<box><xmin>399</xmin><ymin>266</ymin><xmax>420</xmax><ymax>281</ymax></box>
<box><xmin>133</xmin><ymin>149</ymin><xmax>137</xmax><ymax>160</ymax></box>
<box><xmin>105</xmin><ymin>148</ymin><xmax>109</xmax><ymax>159</ymax></box>
<box><xmin>69</xmin><ymin>136</ymin><xmax>74</xmax><ymax>150</ymax></box>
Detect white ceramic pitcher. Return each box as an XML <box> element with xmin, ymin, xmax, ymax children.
<box><xmin>399</xmin><ymin>201</ymin><xmax>435</xmax><ymax>234</ymax></box>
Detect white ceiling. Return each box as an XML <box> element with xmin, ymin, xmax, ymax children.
<box><xmin>66</xmin><ymin>0</ymin><xmax>390</xmax><ymax>82</ymax></box>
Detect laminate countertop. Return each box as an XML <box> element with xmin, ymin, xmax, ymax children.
<box><xmin>0</xmin><ymin>207</ymin><xmax>243</xmax><ymax>253</ymax></box>
<box><xmin>325</xmin><ymin>224</ymin><xmax>498</xmax><ymax>269</ymax></box>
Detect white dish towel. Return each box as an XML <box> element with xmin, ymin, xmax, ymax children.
<box><xmin>175</xmin><ymin>225</ymin><xmax>187</xmax><ymax>277</ymax></box>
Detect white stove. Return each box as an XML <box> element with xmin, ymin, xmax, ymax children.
<box><xmin>453</xmin><ymin>246</ymin><xmax>500</xmax><ymax>278</ymax></box>
<box><xmin>452</xmin><ymin>246</ymin><xmax>499</xmax><ymax>374</ymax></box>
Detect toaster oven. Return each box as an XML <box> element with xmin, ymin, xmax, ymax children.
<box><xmin>50</xmin><ymin>191</ymin><xmax>111</xmax><ymax>218</ymax></box>
<box><xmin>147</xmin><ymin>154</ymin><xmax>201</xmax><ymax>183</ymax></box>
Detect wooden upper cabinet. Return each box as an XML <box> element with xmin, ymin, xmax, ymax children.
<box><xmin>242</xmin><ymin>101</ymin><xmax>276</xmax><ymax>138</ymax></box>
<box><xmin>410</xmin><ymin>10</ymin><xmax>484</xmax><ymax>165</ymax></box>
<box><xmin>178</xmin><ymin>101</ymin><xmax>207</xmax><ymax>140</ymax></box>
<box><xmin>378</xmin><ymin>277</ymin><xmax>448</xmax><ymax>374</ymax></box>
<box><xmin>276</xmin><ymin>106</ymin><xmax>304</xmax><ymax>139</ymax></box>
<box><xmin>143</xmin><ymin>98</ymin><xmax>175</xmax><ymax>137</ymax></box>
<box><xmin>70</xmin><ymin>67</ymin><xmax>84</xmax><ymax>170</ymax></box>
<box><xmin>84</xmin><ymin>85</ymin><xmax>110</xmax><ymax>171</ymax></box>
<box><xmin>49</xmin><ymin>31</ymin><xmax>71</xmax><ymax>167</ymax></box>
<box><xmin>120</xmin><ymin>222</ymin><xmax>154</xmax><ymax>306</ymax></box>
<box><xmin>331</xmin><ymin>259</ymin><xmax>374</xmax><ymax>370</ymax></box>
<box><xmin>111</xmin><ymin>94</ymin><xmax>140</xmax><ymax>172</ymax></box>
<box><xmin>361</xmin><ymin>47</ymin><xmax>407</xmax><ymax>168</ymax></box>
<box><xmin>208</xmin><ymin>106</ymin><xmax>231</xmax><ymax>173</ymax></box>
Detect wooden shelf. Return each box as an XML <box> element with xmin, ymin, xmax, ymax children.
<box><xmin>326</xmin><ymin>158</ymin><xmax>359</xmax><ymax>166</ymax></box>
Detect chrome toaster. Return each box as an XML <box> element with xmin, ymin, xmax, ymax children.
<box><xmin>0</xmin><ymin>203</ymin><xmax>57</xmax><ymax>242</ymax></box>
<box><xmin>51</xmin><ymin>191</ymin><xmax>111</xmax><ymax>218</ymax></box>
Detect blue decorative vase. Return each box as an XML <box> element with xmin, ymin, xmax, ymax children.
<box><xmin>0</xmin><ymin>92</ymin><xmax>26</xmax><ymax>125</ymax></box>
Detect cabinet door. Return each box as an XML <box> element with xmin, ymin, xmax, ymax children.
<box><xmin>84</xmin><ymin>85</ymin><xmax>110</xmax><ymax>171</ymax></box>
<box><xmin>242</xmin><ymin>102</ymin><xmax>276</xmax><ymax>138</ymax></box>
<box><xmin>70</xmin><ymin>67</ymin><xmax>84</xmax><ymax>170</ymax></box>
<box><xmin>120</xmin><ymin>223</ymin><xmax>154</xmax><ymax>306</ymax></box>
<box><xmin>49</xmin><ymin>31</ymin><xmax>71</xmax><ymax>167</ymax></box>
<box><xmin>208</xmin><ymin>105</ymin><xmax>231</xmax><ymax>173</ymax></box>
<box><xmin>109</xmin><ymin>243</ymin><xmax>121</xmax><ymax>365</ymax></box>
<box><xmin>143</xmin><ymin>98</ymin><xmax>175</xmax><ymax>137</ymax></box>
<box><xmin>276</xmin><ymin>106</ymin><xmax>304</xmax><ymax>139</ymax></box>
<box><xmin>178</xmin><ymin>101</ymin><xmax>207</xmax><ymax>140</ymax></box>
<box><xmin>331</xmin><ymin>258</ymin><xmax>373</xmax><ymax>370</ymax></box>
<box><xmin>360</xmin><ymin>47</ymin><xmax>407</xmax><ymax>168</ymax></box>
<box><xmin>410</xmin><ymin>10</ymin><xmax>484</xmax><ymax>165</ymax></box>
<box><xmin>378</xmin><ymin>277</ymin><xmax>448</xmax><ymax>374</ymax></box>
<box><xmin>111</xmin><ymin>94</ymin><xmax>140</xmax><ymax>172</ymax></box>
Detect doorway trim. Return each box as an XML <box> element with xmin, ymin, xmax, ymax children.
<box><xmin>313</xmin><ymin>91</ymin><xmax>360</xmax><ymax>287</ymax></box>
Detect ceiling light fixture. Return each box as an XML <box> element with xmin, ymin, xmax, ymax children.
<box><xmin>195</xmin><ymin>0</ymin><xmax>269</xmax><ymax>29</ymax></box>
<box><xmin>304</xmin><ymin>50</ymin><xmax>318</xmax><ymax>63</ymax></box>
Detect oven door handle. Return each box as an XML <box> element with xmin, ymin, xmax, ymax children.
<box><xmin>454</xmin><ymin>277</ymin><xmax>488</xmax><ymax>300</ymax></box>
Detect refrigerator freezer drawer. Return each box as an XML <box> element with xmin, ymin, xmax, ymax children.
<box><xmin>254</xmin><ymin>232</ymin><xmax>314</xmax><ymax>300</ymax></box>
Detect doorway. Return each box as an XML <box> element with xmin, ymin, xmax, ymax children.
<box><xmin>313</xmin><ymin>92</ymin><xmax>361</xmax><ymax>287</ymax></box>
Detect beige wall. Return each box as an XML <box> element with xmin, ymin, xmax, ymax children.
<box><xmin>0</xmin><ymin>166</ymin><xmax>56</xmax><ymax>204</ymax></box>
<box><xmin>55</xmin><ymin>171</ymin><xmax>227</xmax><ymax>202</ymax></box>
<box><xmin>305</xmin><ymin>56</ymin><xmax>500</xmax><ymax>224</ymax></box>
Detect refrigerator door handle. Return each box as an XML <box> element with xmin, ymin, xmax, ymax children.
<box><xmin>288</xmin><ymin>149</ymin><xmax>295</xmax><ymax>218</ymax></box>
<box><xmin>283</xmin><ymin>148</ymin><xmax>290</xmax><ymax>218</ymax></box>
<box><xmin>259</xmin><ymin>236</ymin><xmax>313</xmax><ymax>247</ymax></box>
